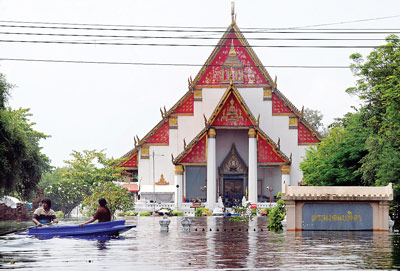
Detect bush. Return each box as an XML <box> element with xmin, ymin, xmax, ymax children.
<box><xmin>260</xmin><ymin>208</ymin><xmax>270</xmax><ymax>216</ymax></box>
<box><xmin>139</xmin><ymin>211</ymin><xmax>151</xmax><ymax>216</ymax></box>
<box><xmin>267</xmin><ymin>199</ymin><xmax>286</xmax><ymax>232</ymax></box>
<box><xmin>125</xmin><ymin>211</ymin><xmax>138</xmax><ymax>216</ymax></box>
<box><xmin>55</xmin><ymin>210</ymin><xmax>64</xmax><ymax>218</ymax></box>
<box><xmin>195</xmin><ymin>207</ymin><xmax>210</xmax><ymax>217</ymax></box>
<box><xmin>172</xmin><ymin>211</ymin><xmax>183</xmax><ymax>216</ymax></box>
<box><xmin>117</xmin><ymin>211</ymin><xmax>125</xmax><ymax>217</ymax></box>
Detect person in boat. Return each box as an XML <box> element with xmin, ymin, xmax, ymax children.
<box><xmin>80</xmin><ymin>198</ymin><xmax>111</xmax><ymax>226</ymax></box>
<box><xmin>32</xmin><ymin>198</ymin><xmax>59</xmax><ymax>227</ymax></box>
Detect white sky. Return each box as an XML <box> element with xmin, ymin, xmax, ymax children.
<box><xmin>1</xmin><ymin>0</ymin><xmax>400</xmax><ymax>167</ymax></box>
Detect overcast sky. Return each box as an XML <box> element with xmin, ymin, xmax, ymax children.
<box><xmin>1</xmin><ymin>0</ymin><xmax>400</xmax><ymax>167</ymax></box>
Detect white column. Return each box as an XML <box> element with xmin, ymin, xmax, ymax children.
<box><xmin>206</xmin><ymin>128</ymin><xmax>217</xmax><ymax>211</ymax></box>
<box><xmin>281</xmin><ymin>165</ymin><xmax>291</xmax><ymax>188</ymax></box>
<box><xmin>174</xmin><ymin>165</ymin><xmax>184</xmax><ymax>210</ymax></box>
<box><xmin>248</xmin><ymin>128</ymin><xmax>258</xmax><ymax>203</ymax></box>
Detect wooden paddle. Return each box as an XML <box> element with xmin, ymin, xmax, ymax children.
<box><xmin>0</xmin><ymin>222</ymin><xmax>54</xmax><ymax>236</ymax></box>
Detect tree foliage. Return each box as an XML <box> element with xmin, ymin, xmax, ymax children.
<box><xmin>0</xmin><ymin>73</ymin><xmax>51</xmax><ymax>200</ymax></box>
<box><xmin>300</xmin><ymin>112</ymin><xmax>370</xmax><ymax>186</ymax></box>
<box><xmin>303</xmin><ymin>108</ymin><xmax>327</xmax><ymax>136</ymax></box>
<box><xmin>267</xmin><ymin>199</ymin><xmax>286</xmax><ymax>232</ymax></box>
<box><xmin>82</xmin><ymin>181</ymin><xmax>134</xmax><ymax>218</ymax></box>
<box><xmin>41</xmin><ymin>150</ymin><xmax>126</xmax><ymax>215</ymax></box>
<box><xmin>301</xmin><ymin>35</ymin><xmax>400</xmax><ymax>225</ymax></box>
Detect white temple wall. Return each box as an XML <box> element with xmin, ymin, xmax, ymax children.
<box><xmin>138</xmin><ymin>148</ymin><xmax>151</xmax><ymax>190</ymax></box>
<box><xmin>258</xmin><ymin>167</ymin><xmax>281</xmax><ymax>198</ymax></box>
<box><xmin>238</xmin><ymin>87</ymin><xmax>273</xmax><ymax>137</ymax></box>
<box><xmin>169</xmin><ymin>126</ymin><xmax>179</xmax><ymax>160</ymax></box>
<box><xmin>177</xmin><ymin>88</ymin><xmax>225</xmax><ymax>155</ymax></box>
<box><xmin>138</xmin><ymin>145</ymin><xmax>175</xmax><ymax>193</ymax></box>
<box><xmin>291</xmin><ymin>145</ymin><xmax>312</xmax><ymax>185</ymax></box>
<box><xmin>239</xmin><ymin>87</ymin><xmax>307</xmax><ymax>186</ymax></box>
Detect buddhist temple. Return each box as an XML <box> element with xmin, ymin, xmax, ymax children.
<box><xmin>119</xmin><ymin>6</ymin><xmax>321</xmax><ymax>211</ymax></box>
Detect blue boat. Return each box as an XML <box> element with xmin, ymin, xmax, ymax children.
<box><xmin>20</xmin><ymin>220</ymin><xmax>135</xmax><ymax>237</ymax></box>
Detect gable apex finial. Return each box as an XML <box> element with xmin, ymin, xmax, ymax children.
<box><xmin>231</xmin><ymin>2</ymin><xmax>235</xmax><ymax>24</ymax></box>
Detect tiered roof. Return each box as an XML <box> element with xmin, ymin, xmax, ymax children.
<box><xmin>120</xmin><ymin>18</ymin><xmax>321</xmax><ymax>166</ymax></box>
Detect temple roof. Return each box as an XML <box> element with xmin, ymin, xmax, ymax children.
<box><xmin>273</xmin><ymin>88</ymin><xmax>323</xmax><ymax>142</ymax></box>
<box><xmin>174</xmin><ymin>84</ymin><xmax>290</xmax><ymax>165</ymax></box>
<box><xmin>118</xmin><ymin>148</ymin><xmax>138</xmax><ymax>169</ymax></box>
<box><xmin>173</xmin><ymin>127</ymin><xmax>208</xmax><ymax>165</ymax></box>
<box><xmin>207</xmin><ymin>83</ymin><xmax>257</xmax><ymax>128</ymax></box>
<box><xmin>120</xmin><ymin>19</ymin><xmax>321</xmax><ymax>166</ymax></box>
<box><xmin>192</xmin><ymin>22</ymin><xmax>273</xmax><ymax>88</ymax></box>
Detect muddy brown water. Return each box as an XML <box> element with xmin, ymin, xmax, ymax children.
<box><xmin>0</xmin><ymin>217</ymin><xmax>399</xmax><ymax>270</ymax></box>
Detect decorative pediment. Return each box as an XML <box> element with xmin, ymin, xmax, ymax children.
<box><xmin>146</xmin><ymin>121</ymin><xmax>169</xmax><ymax>144</ymax></box>
<box><xmin>272</xmin><ymin>93</ymin><xmax>293</xmax><ymax>115</ymax></box>
<box><xmin>209</xmin><ymin>85</ymin><xmax>257</xmax><ymax>128</ymax></box>
<box><xmin>298</xmin><ymin>123</ymin><xmax>319</xmax><ymax>145</ymax></box>
<box><xmin>120</xmin><ymin>152</ymin><xmax>138</xmax><ymax>168</ymax></box>
<box><xmin>193</xmin><ymin>23</ymin><xmax>272</xmax><ymax>87</ymax></box>
<box><xmin>175</xmin><ymin>131</ymin><xmax>207</xmax><ymax>165</ymax></box>
<box><xmin>174</xmin><ymin>93</ymin><xmax>194</xmax><ymax>115</ymax></box>
<box><xmin>257</xmin><ymin>130</ymin><xmax>290</xmax><ymax>165</ymax></box>
<box><xmin>219</xmin><ymin>144</ymin><xmax>247</xmax><ymax>175</ymax></box>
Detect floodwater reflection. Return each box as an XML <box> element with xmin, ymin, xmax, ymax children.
<box><xmin>0</xmin><ymin>217</ymin><xmax>398</xmax><ymax>270</ymax></box>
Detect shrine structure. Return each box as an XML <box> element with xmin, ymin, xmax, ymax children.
<box><xmin>119</xmin><ymin>8</ymin><xmax>321</xmax><ymax>211</ymax></box>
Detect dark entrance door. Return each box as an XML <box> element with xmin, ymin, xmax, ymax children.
<box><xmin>223</xmin><ymin>179</ymin><xmax>243</xmax><ymax>207</ymax></box>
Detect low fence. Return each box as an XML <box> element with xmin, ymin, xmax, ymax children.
<box><xmin>134</xmin><ymin>202</ymin><xmax>277</xmax><ymax>216</ymax></box>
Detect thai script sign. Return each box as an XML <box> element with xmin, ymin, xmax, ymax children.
<box><xmin>302</xmin><ymin>203</ymin><xmax>372</xmax><ymax>230</ymax></box>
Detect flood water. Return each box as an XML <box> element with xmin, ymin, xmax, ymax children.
<box><xmin>0</xmin><ymin>217</ymin><xmax>399</xmax><ymax>270</ymax></box>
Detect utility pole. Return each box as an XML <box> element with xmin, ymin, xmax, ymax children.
<box><xmin>152</xmin><ymin>150</ymin><xmax>164</xmax><ymax>216</ymax></box>
<box><xmin>153</xmin><ymin>151</ymin><xmax>155</xmax><ymax>216</ymax></box>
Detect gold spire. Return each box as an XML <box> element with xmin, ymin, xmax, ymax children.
<box><xmin>228</xmin><ymin>39</ymin><xmax>237</xmax><ymax>56</ymax></box>
<box><xmin>231</xmin><ymin>2</ymin><xmax>235</xmax><ymax>24</ymax></box>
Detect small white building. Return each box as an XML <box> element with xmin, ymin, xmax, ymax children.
<box><xmin>119</xmin><ymin>14</ymin><xmax>321</xmax><ymax>211</ymax></box>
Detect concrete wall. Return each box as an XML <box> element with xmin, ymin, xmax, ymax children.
<box><xmin>283</xmin><ymin>184</ymin><xmax>393</xmax><ymax>231</ymax></box>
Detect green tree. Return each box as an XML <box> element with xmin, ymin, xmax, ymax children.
<box><xmin>300</xmin><ymin>112</ymin><xmax>370</xmax><ymax>186</ymax></box>
<box><xmin>301</xmin><ymin>35</ymin><xmax>400</xmax><ymax>226</ymax></box>
<box><xmin>82</xmin><ymin>181</ymin><xmax>134</xmax><ymax>218</ymax></box>
<box><xmin>267</xmin><ymin>199</ymin><xmax>286</xmax><ymax>232</ymax></box>
<box><xmin>0</xmin><ymin>73</ymin><xmax>51</xmax><ymax>200</ymax></box>
<box><xmin>41</xmin><ymin>150</ymin><xmax>125</xmax><ymax>215</ymax></box>
<box><xmin>303</xmin><ymin>108</ymin><xmax>327</xmax><ymax>136</ymax></box>
<box><xmin>347</xmin><ymin>35</ymin><xmax>400</xmax><ymax>223</ymax></box>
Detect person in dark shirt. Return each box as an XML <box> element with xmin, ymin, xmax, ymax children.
<box><xmin>32</xmin><ymin>198</ymin><xmax>59</xmax><ymax>227</ymax></box>
<box><xmin>80</xmin><ymin>198</ymin><xmax>111</xmax><ymax>226</ymax></box>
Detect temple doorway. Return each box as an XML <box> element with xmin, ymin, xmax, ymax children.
<box><xmin>223</xmin><ymin>178</ymin><xmax>244</xmax><ymax>207</ymax></box>
<box><xmin>218</xmin><ymin>144</ymin><xmax>248</xmax><ymax>207</ymax></box>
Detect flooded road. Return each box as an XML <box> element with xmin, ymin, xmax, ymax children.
<box><xmin>0</xmin><ymin>217</ymin><xmax>399</xmax><ymax>270</ymax></box>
